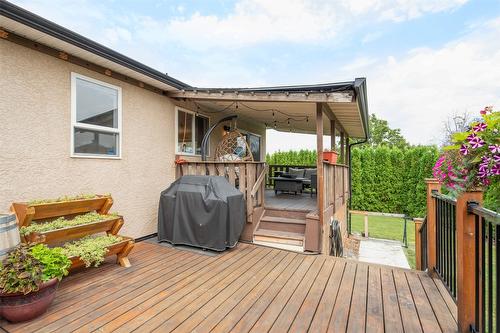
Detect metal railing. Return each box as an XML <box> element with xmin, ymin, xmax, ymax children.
<box><xmin>432</xmin><ymin>192</ymin><xmax>457</xmax><ymax>300</ymax></box>
<box><xmin>469</xmin><ymin>203</ymin><xmax>500</xmax><ymax>333</ymax></box>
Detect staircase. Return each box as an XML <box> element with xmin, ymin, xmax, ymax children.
<box><xmin>253</xmin><ymin>208</ymin><xmax>308</xmax><ymax>252</ymax></box>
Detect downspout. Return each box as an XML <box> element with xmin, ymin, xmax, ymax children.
<box><xmin>348</xmin><ymin>78</ymin><xmax>369</xmax><ymax>234</ymax></box>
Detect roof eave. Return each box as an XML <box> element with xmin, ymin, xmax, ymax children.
<box><xmin>0</xmin><ymin>1</ymin><xmax>190</xmax><ymax>90</ymax></box>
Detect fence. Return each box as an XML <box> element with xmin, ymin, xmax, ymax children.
<box><xmin>417</xmin><ymin>179</ymin><xmax>500</xmax><ymax>332</ymax></box>
<box><xmin>468</xmin><ymin>203</ymin><xmax>499</xmax><ymax>333</ymax></box>
<box><xmin>432</xmin><ymin>192</ymin><xmax>457</xmax><ymax>300</ymax></box>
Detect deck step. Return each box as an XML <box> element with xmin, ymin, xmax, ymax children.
<box><xmin>253</xmin><ymin>229</ymin><xmax>304</xmax><ymax>247</ymax></box>
<box><xmin>262</xmin><ymin>208</ymin><xmax>309</xmax><ymax>220</ymax></box>
<box><xmin>258</xmin><ymin>215</ymin><xmax>306</xmax><ymax>234</ymax></box>
<box><xmin>260</xmin><ymin>215</ymin><xmax>306</xmax><ymax>225</ymax></box>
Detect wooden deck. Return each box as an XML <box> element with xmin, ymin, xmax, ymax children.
<box><xmin>0</xmin><ymin>242</ymin><xmax>457</xmax><ymax>333</ymax></box>
<box><xmin>265</xmin><ymin>189</ymin><xmax>317</xmax><ymax>211</ymax></box>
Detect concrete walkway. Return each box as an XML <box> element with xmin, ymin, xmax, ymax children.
<box><xmin>358</xmin><ymin>238</ymin><xmax>410</xmax><ymax>269</ymax></box>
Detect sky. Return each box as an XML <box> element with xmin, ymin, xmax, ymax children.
<box><xmin>10</xmin><ymin>0</ymin><xmax>500</xmax><ymax>152</ymax></box>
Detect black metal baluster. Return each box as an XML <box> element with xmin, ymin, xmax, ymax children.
<box><xmin>475</xmin><ymin>214</ymin><xmax>480</xmax><ymax>332</ymax></box>
<box><xmin>436</xmin><ymin>198</ymin><xmax>440</xmax><ymax>273</ymax></box>
<box><xmin>452</xmin><ymin>204</ymin><xmax>457</xmax><ymax>297</ymax></box>
<box><xmin>495</xmin><ymin>223</ymin><xmax>499</xmax><ymax>333</ymax></box>
<box><xmin>482</xmin><ymin>218</ymin><xmax>486</xmax><ymax>332</ymax></box>
<box><xmin>488</xmin><ymin>222</ymin><xmax>493</xmax><ymax>332</ymax></box>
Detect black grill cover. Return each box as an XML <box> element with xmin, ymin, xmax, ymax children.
<box><xmin>158</xmin><ymin>175</ymin><xmax>246</xmax><ymax>251</ymax></box>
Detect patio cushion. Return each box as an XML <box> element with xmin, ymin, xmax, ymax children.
<box><xmin>289</xmin><ymin>168</ymin><xmax>305</xmax><ymax>178</ymax></box>
<box><xmin>304</xmin><ymin>168</ymin><xmax>317</xmax><ymax>180</ymax></box>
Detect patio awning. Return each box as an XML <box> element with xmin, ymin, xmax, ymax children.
<box><xmin>168</xmin><ymin>79</ymin><xmax>369</xmax><ymax>139</ymax></box>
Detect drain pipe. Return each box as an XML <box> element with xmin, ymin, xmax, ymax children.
<box><xmin>347</xmin><ymin>138</ymin><xmax>367</xmax><ymax>234</ymax></box>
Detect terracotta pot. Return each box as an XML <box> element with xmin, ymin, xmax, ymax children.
<box><xmin>323</xmin><ymin>151</ymin><xmax>338</xmax><ymax>164</ymax></box>
<box><xmin>0</xmin><ymin>278</ymin><xmax>59</xmax><ymax>322</ymax></box>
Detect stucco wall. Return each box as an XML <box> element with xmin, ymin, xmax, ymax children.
<box><xmin>0</xmin><ymin>39</ymin><xmax>267</xmax><ymax>239</ymax></box>
<box><xmin>0</xmin><ymin>40</ymin><xmax>177</xmax><ymax>238</ymax></box>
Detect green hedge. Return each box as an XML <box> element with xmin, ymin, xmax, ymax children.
<box><xmin>266</xmin><ymin>146</ymin><xmax>439</xmax><ymax>217</ymax></box>
<box><xmin>350</xmin><ymin>146</ymin><xmax>439</xmax><ymax>217</ymax></box>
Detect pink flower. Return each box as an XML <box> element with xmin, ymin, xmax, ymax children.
<box><xmin>460</xmin><ymin>144</ymin><xmax>469</xmax><ymax>155</ymax></box>
<box><xmin>492</xmin><ymin>164</ymin><xmax>500</xmax><ymax>175</ymax></box>
<box><xmin>473</xmin><ymin>123</ymin><xmax>487</xmax><ymax>132</ymax></box>
<box><xmin>467</xmin><ymin>133</ymin><xmax>478</xmax><ymax>143</ymax></box>
<box><xmin>494</xmin><ymin>155</ymin><xmax>500</xmax><ymax>163</ymax></box>
<box><xmin>470</xmin><ymin>137</ymin><xmax>485</xmax><ymax>149</ymax></box>
<box><xmin>480</xmin><ymin>109</ymin><xmax>487</xmax><ymax>115</ymax></box>
<box><xmin>489</xmin><ymin>145</ymin><xmax>500</xmax><ymax>154</ymax></box>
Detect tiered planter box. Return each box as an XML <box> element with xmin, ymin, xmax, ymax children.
<box><xmin>11</xmin><ymin>195</ymin><xmax>134</xmax><ymax>269</ymax></box>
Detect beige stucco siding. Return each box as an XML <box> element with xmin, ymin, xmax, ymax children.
<box><xmin>0</xmin><ymin>39</ymin><xmax>177</xmax><ymax>238</ymax></box>
<box><xmin>0</xmin><ymin>39</ymin><xmax>267</xmax><ymax>239</ymax></box>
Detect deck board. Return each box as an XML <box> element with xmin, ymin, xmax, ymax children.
<box><xmin>0</xmin><ymin>242</ymin><xmax>457</xmax><ymax>333</ymax></box>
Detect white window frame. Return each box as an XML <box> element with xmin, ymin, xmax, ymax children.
<box><xmin>175</xmin><ymin>106</ymin><xmax>210</xmax><ymax>156</ymax></box>
<box><xmin>70</xmin><ymin>72</ymin><xmax>122</xmax><ymax>159</ymax></box>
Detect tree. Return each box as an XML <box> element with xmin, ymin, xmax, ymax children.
<box><xmin>441</xmin><ymin>111</ymin><xmax>473</xmax><ymax>146</ymax></box>
<box><xmin>367</xmin><ymin>114</ymin><xmax>409</xmax><ymax>149</ymax></box>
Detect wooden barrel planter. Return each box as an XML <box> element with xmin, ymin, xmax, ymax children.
<box><xmin>0</xmin><ymin>213</ymin><xmax>20</xmax><ymax>260</ymax></box>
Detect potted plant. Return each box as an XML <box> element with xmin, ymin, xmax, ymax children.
<box><xmin>433</xmin><ymin>106</ymin><xmax>499</xmax><ymax>194</ymax></box>
<box><xmin>323</xmin><ymin>149</ymin><xmax>339</xmax><ymax>164</ymax></box>
<box><xmin>0</xmin><ymin>243</ymin><xmax>71</xmax><ymax>322</ymax></box>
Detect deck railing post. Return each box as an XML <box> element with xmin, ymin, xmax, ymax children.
<box><xmin>414</xmin><ymin>217</ymin><xmax>424</xmax><ymax>270</ymax></box>
<box><xmin>425</xmin><ymin>178</ymin><xmax>441</xmax><ymax>275</ymax></box>
<box><xmin>456</xmin><ymin>190</ymin><xmax>483</xmax><ymax>333</ymax></box>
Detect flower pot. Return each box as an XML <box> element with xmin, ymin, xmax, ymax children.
<box><xmin>0</xmin><ymin>278</ymin><xmax>59</xmax><ymax>322</ymax></box>
<box><xmin>323</xmin><ymin>151</ymin><xmax>338</xmax><ymax>164</ymax></box>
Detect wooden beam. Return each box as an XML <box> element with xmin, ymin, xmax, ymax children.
<box><xmin>167</xmin><ymin>90</ymin><xmax>352</xmax><ymax>104</ymax></box>
<box><xmin>322</xmin><ymin>103</ymin><xmax>347</xmax><ymax>135</ymax></box>
<box><xmin>0</xmin><ymin>28</ymin><xmax>167</xmax><ymax>96</ymax></box>
<box><xmin>345</xmin><ymin>136</ymin><xmax>350</xmax><ymax>165</ymax></box>
<box><xmin>425</xmin><ymin>178</ymin><xmax>441</xmax><ymax>275</ymax></box>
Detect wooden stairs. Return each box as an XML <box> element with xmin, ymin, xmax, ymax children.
<box><xmin>253</xmin><ymin>208</ymin><xmax>308</xmax><ymax>252</ymax></box>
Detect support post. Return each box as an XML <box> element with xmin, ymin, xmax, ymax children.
<box><xmin>316</xmin><ymin>103</ymin><xmax>326</xmax><ymax>254</ymax></box>
<box><xmin>345</xmin><ymin>136</ymin><xmax>350</xmax><ymax>166</ymax></box>
<box><xmin>456</xmin><ymin>190</ymin><xmax>483</xmax><ymax>333</ymax></box>
<box><xmin>364</xmin><ymin>213</ymin><xmax>369</xmax><ymax>238</ymax></box>
<box><xmin>414</xmin><ymin>217</ymin><xmax>424</xmax><ymax>270</ymax></box>
<box><xmin>330</xmin><ymin>120</ymin><xmax>336</xmax><ymax>151</ymax></box>
<box><xmin>425</xmin><ymin>178</ymin><xmax>441</xmax><ymax>275</ymax></box>
<box><xmin>340</xmin><ymin>131</ymin><xmax>345</xmax><ymax>164</ymax></box>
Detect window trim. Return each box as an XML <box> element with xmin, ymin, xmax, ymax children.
<box><xmin>70</xmin><ymin>72</ymin><xmax>122</xmax><ymax>159</ymax></box>
<box><xmin>174</xmin><ymin>106</ymin><xmax>210</xmax><ymax>156</ymax></box>
<box><xmin>239</xmin><ymin>129</ymin><xmax>262</xmax><ymax>161</ymax></box>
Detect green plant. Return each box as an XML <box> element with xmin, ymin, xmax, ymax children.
<box><xmin>0</xmin><ymin>244</ymin><xmax>43</xmax><ymax>294</ymax></box>
<box><xmin>28</xmin><ymin>193</ymin><xmax>111</xmax><ymax>206</ymax></box>
<box><xmin>0</xmin><ymin>244</ymin><xmax>70</xmax><ymax>294</ymax></box>
<box><xmin>20</xmin><ymin>212</ymin><xmax>118</xmax><ymax>236</ymax></box>
<box><xmin>30</xmin><ymin>244</ymin><xmax>71</xmax><ymax>281</ymax></box>
<box><xmin>61</xmin><ymin>235</ymin><xmax>123</xmax><ymax>268</ymax></box>
<box><xmin>434</xmin><ymin>107</ymin><xmax>499</xmax><ymax>193</ymax></box>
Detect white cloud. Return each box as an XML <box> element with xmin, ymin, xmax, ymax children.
<box><xmin>341</xmin><ymin>18</ymin><xmax>500</xmax><ymax>145</ymax></box>
<box><xmin>159</xmin><ymin>0</ymin><xmax>468</xmax><ymax>49</ymax></box>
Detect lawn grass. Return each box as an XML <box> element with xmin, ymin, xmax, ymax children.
<box><xmin>351</xmin><ymin>214</ymin><xmax>416</xmax><ymax>269</ymax></box>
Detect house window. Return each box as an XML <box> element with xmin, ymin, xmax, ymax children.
<box><xmin>71</xmin><ymin>73</ymin><xmax>121</xmax><ymax>158</ymax></box>
<box><xmin>176</xmin><ymin>107</ymin><xmax>209</xmax><ymax>155</ymax></box>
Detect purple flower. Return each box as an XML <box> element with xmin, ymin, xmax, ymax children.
<box><xmin>494</xmin><ymin>155</ymin><xmax>500</xmax><ymax>163</ymax></box>
<box><xmin>460</xmin><ymin>144</ymin><xmax>469</xmax><ymax>155</ymax></box>
<box><xmin>470</xmin><ymin>137</ymin><xmax>485</xmax><ymax>149</ymax></box>
<box><xmin>473</xmin><ymin>123</ymin><xmax>487</xmax><ymax>132</ymax></box>
<box><xmin>492</xmin><ymin>164</ymin><xmax>500</xmax><ymax>176</ymax></box>
<box><xmin>477</xmin><ymin>169</ymin><xmax>488</xmax><ymax>178</ymax></box>
<box><xmin>489</xmin><ymin>145</ymin><xmax>500</xmax><ymax>154</ymax></box>
<box><xmin>467</xmin><ymin>133</ymin><xmax>477</xmax><ymax>142</ymax></box>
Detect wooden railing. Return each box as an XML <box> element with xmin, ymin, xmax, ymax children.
<box><xmin>175</xmin><ymin>161</ymin><xmax>267</xmax><ymax>221</ymax></box>
<box><xmin>418</xmin><ymin>179</ymin><xmax>499</xmax><ymax>332</ymax></box>
<box><xmin>323</xmin><ymin>162</ymin><xmax>349</xmax><ymax>212</ymax></box>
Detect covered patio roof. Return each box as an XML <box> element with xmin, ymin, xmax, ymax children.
<box><xmin>168</xmin><ymin>79</ymin><xmax>369</xmax><ymax>139</ymax></box>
